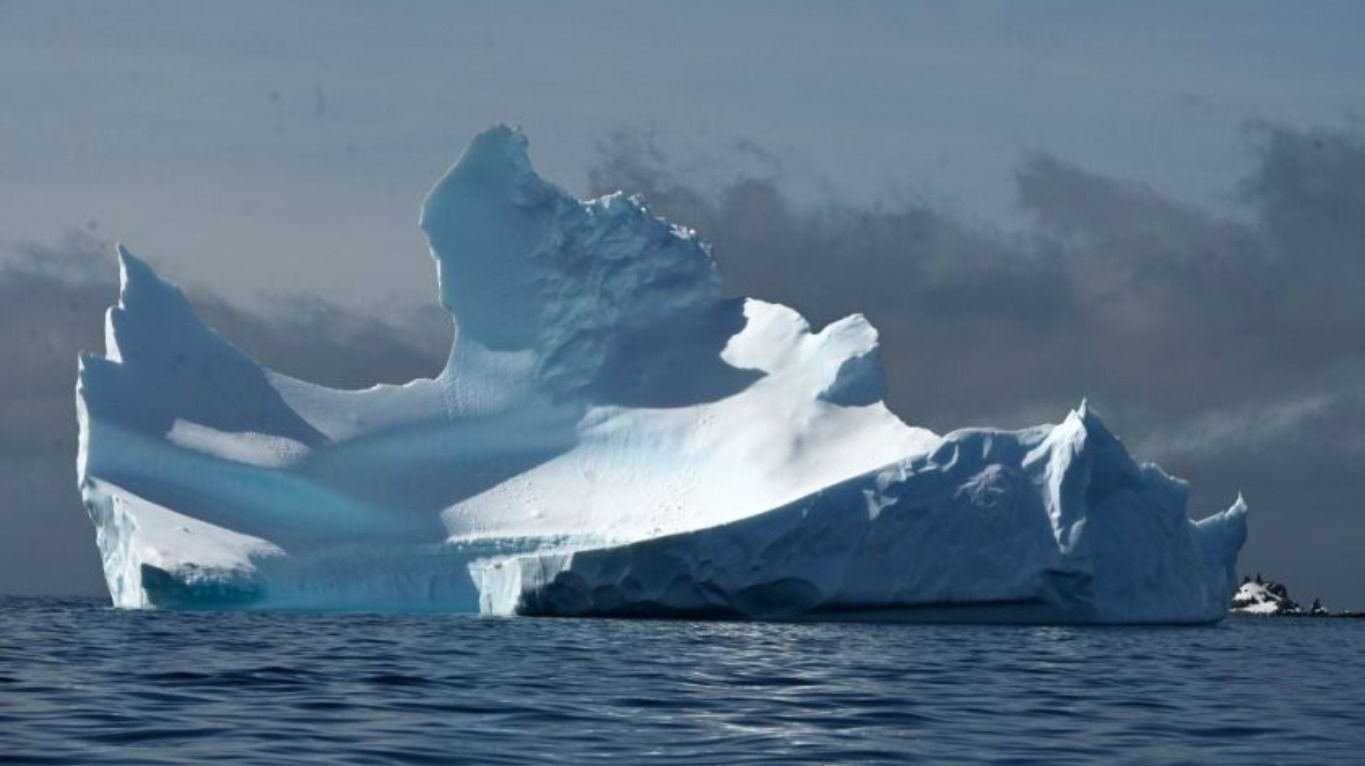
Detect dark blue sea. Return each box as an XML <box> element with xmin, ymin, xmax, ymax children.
<box><xmin>1</xmin><ymin>598</ymin><xmax>1362</xmax><ymax>764</ymax></box>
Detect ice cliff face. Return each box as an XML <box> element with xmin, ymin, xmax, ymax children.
<box><xmin>76</xmin><ymin>126</ymin><xmax>1247</xmax><ymax>622</ymax></box>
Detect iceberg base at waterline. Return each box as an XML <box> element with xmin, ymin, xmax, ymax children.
<box><xmin>76</xmin><ymin>126</ymin><xmax>1248</xmax><ymax>623</ymax></box>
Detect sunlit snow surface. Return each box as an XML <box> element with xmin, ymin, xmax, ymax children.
<box><xmin>76</xmin><ymin>126</ymin><xmax>1247</xmax><ymax>621</ymax></box>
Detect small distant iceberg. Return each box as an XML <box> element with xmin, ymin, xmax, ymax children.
<box><xmin>76</xmin><ymin>126</ymin><xmax>1248</xmax><ymax>623</ymax></box>
<box><xmin>1230</xmin><ymin>575</ymin><xmax>1357</xmax><ymax>617</ymax></box>
<box><xmin>1232</xmin><ymin>575</ymin><xmax>1305</xmax><ymax>615</ymax></box>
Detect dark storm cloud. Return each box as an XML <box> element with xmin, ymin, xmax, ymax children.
<box><xmin>0</xmin><ymin>235</ymin><xmax>449</xmax><ymax>595</ymax></box>
<box><xmin>589</xmin><ymin>122</ymin><xmax>1365</xmax><ymax>606</ymax></box>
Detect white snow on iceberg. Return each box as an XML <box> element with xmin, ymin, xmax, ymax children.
<box><xmin>76</xmin><ymin>126</ymin><xmax>1247</xmax><ymax>622</ymax></box>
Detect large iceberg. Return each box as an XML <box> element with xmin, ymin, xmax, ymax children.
<box><xmin>76</xmin><ymin>126</ymin><xmax>1247</xmax><ymax>622</ymax></box>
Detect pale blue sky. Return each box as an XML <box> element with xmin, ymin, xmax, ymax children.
<box><xmin>4</xmin><ymin>1</ymin><xmax>1363</xmax><ymax>314</ymax></box>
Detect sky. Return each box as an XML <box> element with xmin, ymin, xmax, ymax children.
<box><xmin>2</xmin><ymin>2</ymin><xmax>1364</xmax><ymax>606</ymax></box>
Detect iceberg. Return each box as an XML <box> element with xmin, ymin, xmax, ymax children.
<box><xmin>1231</xmin><ymin>576</ymin><xmax>1305</xmax><ymax>616</ymax></box>
<box><xmin>76</xmin><ymin>126</ymin><xmax>1247</xmax><ymax>622</ymax></box>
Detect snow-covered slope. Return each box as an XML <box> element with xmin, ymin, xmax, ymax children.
<box><xmin>76</xmin><ymin>126</ymin><xmax>1247</xmax><ymax>622</ymax></box>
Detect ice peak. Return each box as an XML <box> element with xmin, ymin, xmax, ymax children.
<box><xmin>419</xmin><ymin>125</ymin><xmax>562</xmax><ymax>351</ymax></box>
<box><xmin>463</xmin><ymin>123</ymin><xmax>532</xmax><ymax>172</ymax></box>
<box><xmin>418</xmin><ymin>126</ymin><xmax>757</xmax><ymax>406</ymax></box>
<box><xmin>113</xmin><ymin>244</ymin><xmax>167</xmax><ymax>311</ymax></box>
<box><xmin>105</xmin><ymin>244</ymin><xmax>201</xmax><ymax>364</ymax></box>
<box><xmin>426</xmin><ymin>125</ymin><xmax>538</xmax><ymax>215</ymax></box>
<box><xmin>1068</xmin><ymin>398</ymin><xmax>1119</xmax><ymax>444</ymax></box>
<box><xmin>115</xmin><ymin>242</ymin><xmax>137</xmax><ymax>282</ymax></box>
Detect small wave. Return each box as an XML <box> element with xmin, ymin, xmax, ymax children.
<box><xmin>0</xmin><ymin>599</ymin><xmax>1362</xmax><ymax>764</ymax></box>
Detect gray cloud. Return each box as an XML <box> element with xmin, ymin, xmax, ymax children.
<box><xmin>1134</xmin><ymin>394</ymin><xmax>1336</xmax><ymax>461</ymax></box>
<box><xmin>0</xmin><ymin>234</ymin><xmax>449</xmax><ymax>596</ymax></box>
<box><xmin>589</xmin><ymin>121</ymin><xmax>1365</xmax><ymax>607</ymax></box>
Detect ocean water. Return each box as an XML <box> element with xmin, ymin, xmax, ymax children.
<box><xmin>1</xmin><ymin>598</ymin><xmax>1362</xmax><ymax>764</ymax></box>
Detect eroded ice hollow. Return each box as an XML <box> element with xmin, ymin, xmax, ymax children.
<box><xmin>77</xmin><ymin>126</ymin><xmax>1247</xmax><ymax>622</ymax></box>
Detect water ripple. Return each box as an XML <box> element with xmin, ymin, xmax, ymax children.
<box><xmin>0</xmin><ymin>598</ymin><xmax>1362</xmax><ymax>764</ymax></box>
